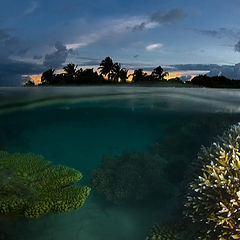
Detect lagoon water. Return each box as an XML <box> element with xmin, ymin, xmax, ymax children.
<box><xmin>1</xmin><ymin>86</ymin><xmax>240</xmax><ymax>240</ymax></box>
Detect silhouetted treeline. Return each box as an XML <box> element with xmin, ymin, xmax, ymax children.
<box><xmin>187</xmin><ymin>75</ymin><xmax>240</xmax><ymax>88</ymax></box>
<box><xmin>40</xmin><ymin>66</ymin><xmax>104</xmax><ymax>85</ymax></box>
<box><xmin>24</xmin><ymin>57</ymin><xmax>240</xmax><ymax>88</ymax></box>
<box><xmin>24</xmin><ymin>57</ymin><xmax>175</xmax><ymax>86</ymax></box>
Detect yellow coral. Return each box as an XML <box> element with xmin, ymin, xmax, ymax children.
<box><xmin>185</xmin><ymin>123</ymin><xmax>240</xmax><ymax>239</ymax></box>
<box><xmin>0</xmin><ymin>151</ymin><xmax>90</xmax><ymax>219</ymax></box>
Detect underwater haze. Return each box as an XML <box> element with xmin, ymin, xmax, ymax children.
<box><xmin>1</xmin><ymin>87</ymin><xmax>240</xmax><ymax>240</ymax></box>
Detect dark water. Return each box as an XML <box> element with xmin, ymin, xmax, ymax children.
<box><xmin>1</xmin><ymin>87</ymin><xmax>240</xmax><ymax>240</ymax></box>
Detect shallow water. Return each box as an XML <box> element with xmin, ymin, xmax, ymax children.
<box><xmin>1</xmin><ymin>87</ymin><xmax>240</xmax><ymax>240</ymax></box>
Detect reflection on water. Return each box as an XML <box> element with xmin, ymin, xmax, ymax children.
<box><xmin>0</xmin><ymin>87</ymin><xmax>240</xmax><ymax>240</ymax></box>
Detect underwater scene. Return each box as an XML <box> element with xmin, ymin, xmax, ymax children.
<box><xmin>1</xmin><ymin>87</ymin><xmax>240</xmax><ymax>240</ymax></box>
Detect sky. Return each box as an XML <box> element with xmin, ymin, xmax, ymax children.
<box><xmin>1</xmin><ymin>0</ymin><xmax>240</xmax><ymax>85</ymax></box>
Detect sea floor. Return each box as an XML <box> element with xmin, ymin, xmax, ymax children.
<box><xmin>3</xmin><ymin>193</ymin><xmax>177</xmax><ymax>240</ymax></box>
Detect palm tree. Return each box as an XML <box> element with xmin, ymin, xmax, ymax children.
<box><xmin>152</xmin><ymin>66</ymin><xmax>168</xmax><ymax>81</ymax></box>
<box><xmin>41</xmin><ymin>69</ymin><xmax>55</xmax><ymax>85</ymax></box>
<box><xmin>119</xmin><ymin>68</ymin><xmax>128</xmax><ymax>83</ymax></box>
<box><xmin>98</xmin><ymin>57</ymin><xmax>114</xmax><ymax>81</ymax></box>
<box><xmin>63</xmin><ymin>63</ymin><xmax>78</xmax><ymax>84</ymax></box>
<box><xmin>63</xmin><ymin>63</ymin><xmax>78</xmax><ymax>77</ymax></box>
<box><xmin>111</xmin><ymin>63</ymin><xmax>121</xmax><ymax>82</ymax></box>
<box><xmin>132</xmin><ymin>69</ymin><xmax>147</xmax><ymax>82</ymax></box>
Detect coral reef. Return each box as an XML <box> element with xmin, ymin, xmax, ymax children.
<box><xmin>149</xmin><ymin>114</ymin><xmax>234</xmax><ymax>184</ymax></box>
<box><xmin>0</xmin><ymin>151</ymin><xmax>90</xmax><ymax>219</ymax></box>
<box><xmin>145</xmin><ymin>222</ymin><xmax>185</xmax><ymax>240</ymax></box>
<box><xmin>185</xmin><ymin>123</ymin><xmax>240</xmax><ymax>239</ymax></box>
<box><xmin>91</xmin><ymin>151</ymin><xmax>166</xmax><ymax>204</ymax></box>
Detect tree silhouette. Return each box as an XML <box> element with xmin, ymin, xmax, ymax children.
<box><xmin>111</xmin><ymin>63</ymin><xmax>121</xmax><ymax>82</ymax></box>
<box><xmin>132</xmin><ymin>69</ymin><xmax>147</xmax><ymax>82</ymax></box>
<box><xmin>63</xmin><ymin>63</ymin><xmax>78</xmax><ymax>83</ymax></box>
<box><xmin>41</xmin><ymin>69</ymin><xmax>55</xmax><ymax>85</ymax></box>
<box><xmin>75</xmin><ymin>68</ymin><xmax>103</xmax><ymax>84</ymax></box>
<box><xmin>98</xmin><ymin>57</ymin><xmax>114</xmax><ymax>81</ymax></box>
<box><xmin>63</xmin><ymin>63</ymin><xmax>78</xmax><ymax>76</ymax></box>
<box><xmin>152</xmin><ymin>66</ymin><xmax>168</xmax><ymax>81</ymax></box>
<box><xmin>119</xmin><ymin>68</ymin><xmax>128</xmax><ymax>83</ymax></box>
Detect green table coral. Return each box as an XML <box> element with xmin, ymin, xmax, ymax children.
<box><xmin>0</xmin><ymin>151</ymin><xmax>90</xmax><ymax>219</ymax></box>
<box><xmin>185</xmin><ymin>123</ymin><xmax>240</xmax><ymax>239</ymax></box>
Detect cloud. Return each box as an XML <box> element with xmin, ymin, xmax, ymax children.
<box><xmin>66</xmin><ymin>42</ymin><xmax>88</xmax><ymax>50</ymax></box>
<box><xmin>130</xmin><ymin>8</ymin><xmax>186</xmax><ymax>33</ymax></box>
<box><xmin>197</xmin><ymin>29</ymin><xmax>222</xmax><ymax>38</ymax></box>
<box><xmin>0</xmin><ymin>59</ymin><xmax>44</xmax><ymax>85</ymax></box>
<box><xmin>160</xmin><ymin>64</ymin><xmax>240</xmax><ymax>80</ymax></box>
<box><xmin>207</xmin><ymin>63</ymin><xmax>240</xmax><ymax>79</ymax></box>
<box><xmin>234</xmin><ymin>40</ymin><xmax>240</xmax><ymax>52</ymax></box>
<box><xmin>43</xmin><ymin>42</ymin><xmax>70</xmax><ymax>68</ymax></box>
<box><xmin>146</xmin><ymin>43</ymin><xmax>163</xmax><ymax>51</ymax></box>
<box><xmin>132</xmin><ymin>22</ymin><xmax>146</xmax><ymax>32</ymax></box>
<box><xmin>66</xmin><ymin>16</ymin><xmax>151</xmax><ymax>50</ymax></box>
<box><xmin>150</xmin><ymin>8</ymin><xmax>187</xmax><ymax>24</ymax></box>
<box><xmin>24</xmin><ymin>1</ymin><xmax>39</xmax><ymax>15</ymax></box>
<box><xmin>169</xmin><ymin>64</ymin><xmax>219</xmax><ymax>71</ymax></box>
<box><xmin>0</xmin><ymin>29</ymin><xmax>69</xmax><ymax>84</ymax></box>
<box><xmin>65</xmin><ymin>9</ymin><xmax>182</xmax><ymax>51</ymax></box>
<box><xmin>194</xmin><ymin>28</ymin><xmax>240</xmax><ymax>41</ymax></box>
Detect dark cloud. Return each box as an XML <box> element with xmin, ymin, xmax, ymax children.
<box><xmin>198</xmin><ymin>30</ymin><xmax>221</xmax><ymax>38</ymax></box>
<box><xmin>0</xmin><ymin>31</ymin><xmax>67</xmax><ymax>84</ymax></box>
<box><xmin>169</xmin><ymin>64</ymin><xmax>219</xmax><ymax>71</ymax></box>
<box><xmin>130</xmin><ymin>8</ymin><xmax>187</xmax><ymax>32</ymax></box>
<box><xmin>132</xmin><ymin>23</ymin><xmax>146</xmax><ymax>32</ymax></box>
<box><xmin>0</xmin><ymin>60</ymin><xmax>44</xmax><ymax>85</ymax></box>
<box><xmin>194</xmin><ymin>28</ymin><xmax>240</xmax><ymax>40</ymax></box>
<box><xmin>0</xmin><ymin>31</ymin><xmax>40</xmax><ymax>85</ymax></box>
<box><xmin>150</xmin><ymin>8</ymin><xmax>187</xmax><ymax>24</ymax></box>
<box><xmin>234</xmin><ymin>40</ymin><xmax>240</xmax><ymax>52</ymax></box>
<box><xmin>43</xmin><ymin>42</ymin><xmax>70</xmax><ymax>68</ymax></box>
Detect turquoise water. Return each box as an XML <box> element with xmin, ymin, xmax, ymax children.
<box><xmin>1</xmin><ymin>87</ymin><xmax>240</xmax><ymax>240</ymax></box>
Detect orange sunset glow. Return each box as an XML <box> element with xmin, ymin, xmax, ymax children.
<box><xmin>30</xmin><ymin>75</ymin><xmax>42</xmax><ymax>85</ymax></box>
<box><xmin>29</xmin><ymin>70</ymin><xmax>199</xmax><ymax>85</ymax></box>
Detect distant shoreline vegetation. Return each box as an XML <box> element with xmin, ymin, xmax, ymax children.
<box><xmin>24</xmin><ymin>57</ymin><xmax>240</xmax><ymax>88</ymax></box>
